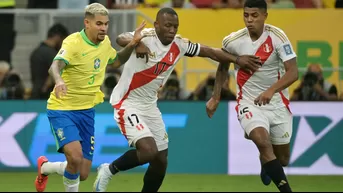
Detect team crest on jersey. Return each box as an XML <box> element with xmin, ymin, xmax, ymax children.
<box><xmin>57</xmin><ymin>128</ymin><xmax>65</xmax><ymax>141</ymax></box>
<box><xmin>94</xmin><ymin>58</ymin><xmax>101</xmax><ymax>69</ymax></box>
<box><xmin>263</xmin><ymin>43</ymin><xmax>272</xmax><ymax>53</ymax></box>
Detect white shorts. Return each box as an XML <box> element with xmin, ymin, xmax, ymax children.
<box><xmin>114</xmin><ymin>108</ymin><xmax>168</xmax><ymax>151</ymax></box>
<box><xmin>237</xmin><ymin>104</ymin><xmax>293</xmax><ymax>145</ymax></box>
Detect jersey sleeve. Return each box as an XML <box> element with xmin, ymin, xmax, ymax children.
<box><xmin>274</xmin><ymin>30</ymin><xmax>297</xmax><ymax>62</ymax></box>
<box><xmin>222</xmin><ymin>32</ymin><xmax>235</xmax><ymax>53</ymax></box>
<box><xmin>178</xmin><ymin>36</ymin><xmax>200</xmax><ymax>57</ymax></box>
<box><xmin>54</xmin><ymin>36</ymin><xmax>76</xmax><ymax>65</ymax></box>
<box><xmin>108</xmin><ymin>47</ymin><xmax>118</xmax><ymax>64</ymax></box>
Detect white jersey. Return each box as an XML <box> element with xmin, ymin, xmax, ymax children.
<box><xmin>110</xmin><ymin>28</ymin><xmax>200</xmax><ymax>110</ymax></box>
<box><xmin>222</xmin><ymin>24</ymin><xmax>297</xmax><ymax>111</ymax></box>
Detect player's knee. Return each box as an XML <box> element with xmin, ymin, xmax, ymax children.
<box><xmin>67</xmin><ymin>153</ymin><xmax>83</xmax><ymax>167</ymax></box>
<box><xmin>141</xmin><ymin>146</ymin><xmax>158</xmax><ymax>163</ymax></box>
<box><xmin>249</xmin><ymin>128</ymin><xmax>273</xmax><ymax>150</ymax></box>
<box><xmin>278</xmin><ymin>155</ymin><xmax>290</xmax><ymax>167</ymax></box>
<box><xmin>153</xmin><ymin>149</ymin><xmax>168</xmax><ymax>167</ymax></box>
<box><xmin>64</xmin><ymin>146</ymin><xmax>83</xmax><ymax>168</ymax></box>
<box><xmin>136</xmin><ymin>137</ymin><xmax>159</xmax><ymax>163</ymax></box>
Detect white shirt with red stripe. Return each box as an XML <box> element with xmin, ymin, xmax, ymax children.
<box><xmin>110</xmin><ymin>28</ymin><xmax>200</xmax><ymax>111</ymax></box>
<box><xmin>222</xmin><ymin>24</ymin><xmax>297</xmax><ymax>111</ymax></box>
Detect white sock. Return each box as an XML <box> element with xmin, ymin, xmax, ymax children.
<box><xmin>41</xmin><ymin>161</ymin><xmax>67</xmax><ymax>176</ymax></box>
<box><xmin>63</xmin><ymin>176</ymin><xmax>80</xmax><ymax>192</ymax></box>
<box><xmin>104</xmin><ymin>164</ymin><xmax>113</xmax><ymax>176</ymax></box>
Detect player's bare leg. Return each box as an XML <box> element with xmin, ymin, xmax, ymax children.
<box><xmin>272</xmin><ymin>144</ymin><xmax>291</xmax><ymax>167</ymax></box>
<box><xmin>93</xmin><ymin>137</ymin><xmax>158</xmax><ymax>192</ymax></box>
<box><xmin>62</xmin><ymin>141</ymin><xmax>83</xmax><ymax>192</ymax></box>
<box><xmin>249</xmin><ymin>127</ymin><xmax>292</xmax><ymax>192</ymax></box>
<box><xmin>141</xmin><ymin>149</ymin><xmax>168</xmax><ymax>192</ymax></box>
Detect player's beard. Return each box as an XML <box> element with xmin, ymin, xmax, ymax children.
<box><xmin>97</xmin><ymin>33</ymin><xmax>106</xmax><ymax>42</ymax></box>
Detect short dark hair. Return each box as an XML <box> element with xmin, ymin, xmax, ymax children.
<box><xmin>47</xmin><ymin>23</ymin><xmax>69</xmax><ymax>39</ymax></box>
<box><xmin>156</xmin><ymin>7</ymin><xmax>178</xmax><ymax>20</ymax></box>
<box><xmin>244</xmin><ymin>0</ymin><xmax>267</xmax><ymax>10</ymax></box>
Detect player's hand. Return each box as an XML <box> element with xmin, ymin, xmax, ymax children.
<box><xmin>54</xmin><ymin>80</ymin><xmax>67</xmax><ymax>99</ymax></box>
<box><xmin>135</xmin><ymin>42</ymin><xmax>152</xmax><ymax>63</ymax></box>
<box><xmin>236</xmin><ymin>55</ymin><xmax>262</xmax><ymax>74</ymax></box>
<box><xmin>206</xmin><ymin>97</ymin><xmax>220</xmax><ymax>118</ymax></box>
<box><xmin>254</xmin><ymin>88</ymin><xmax>275</xmax><ymax>106</ymax></box>
<box><xmin>132</xmin><ymin>20</ymin><xmax>147</xmax><ymax>45</ymax></box>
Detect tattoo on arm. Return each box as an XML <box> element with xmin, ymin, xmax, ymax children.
<box><xmin>49</xmin><ymin>60</ymin><xmax>66</xmax><ymax>83</ymax></box>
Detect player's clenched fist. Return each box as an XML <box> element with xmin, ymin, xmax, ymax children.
<box><xmin>54</xmin><ymin>80</ymin><xmax>67</xmax><ymax>99</ymax></box>
<box><xmin>206</xmin><ymin>97</ymin><xmax>220</xmax><ymax>118</ymax></box>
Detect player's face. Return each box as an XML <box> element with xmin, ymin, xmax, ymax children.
<box><xmin>85</xmin><ymin>14</ymin><xmax>109</xmax><ymax>42</ymax></box>
<box><xmin>243</xmin><ymin>7</ymin><xmax>267</xmax><ymax>34</ymax></box>
<box><xmin>154</xmin><ymin>13</ymin><xmax>179</xmax><ymax>45</ymax></box>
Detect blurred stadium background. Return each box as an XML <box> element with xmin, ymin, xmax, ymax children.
<box><xmin>0</xmin><ymin>0</ymin><xmax>343</xmax><ymax>192</ymax></box>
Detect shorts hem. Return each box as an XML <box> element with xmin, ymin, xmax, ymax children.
<box><xmin>157</xmin><ymin>143</ymin><xmax>168</xmax><ymax>151</ymax></box>
<box><xmin>130</xmin><ymin>133</ymin><xmax>154</xmax><ymax>147</ymax></box>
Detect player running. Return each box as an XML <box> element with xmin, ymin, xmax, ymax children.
<box><xmin>206</xmin><ymin>0</ymin><xmax>298</xmax><ymax>192</ymax></box>
<box><xmin>34</xmin><ymin>3</ymin><xmax>147</xmax><ymax>192</ymax></box>
<box><xmin>92</xmin><ymin>7</ymin><xmax>262</xmax><ymax>192</ymax></box>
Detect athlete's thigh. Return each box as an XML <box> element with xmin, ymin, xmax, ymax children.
<box><xmin>144</xmin><ymin>112</ymin><xmax>168</xmax><ymax>151</ymax></box>
<box><xmin>269</xmin><ymin>107</ymin><xmax>293</xmax><ymax>146</ymax></box>
<box><xmin>74</xmin><ymin>108</ymin><xmax>96</xmax><ymax>161</ymax></box>
<box><xmin>47</xmin><ymin>109</ymin><xmax>82</xmax><ymax>153</ymax></box>
<box><xmin>237</xmin><ymin>104</ymin><xmax>270</xmax><ymax>137</ymax></box>
<box><xmin>114</xmin><ymin>108</ymin><xmax>153</xmax><ymax>147</ymax></box>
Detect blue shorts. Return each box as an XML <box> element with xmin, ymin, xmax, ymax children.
<box><xmin>47</xmin><ymin>108</ymin><xmax>95</xmax><ymax>161</ymax></box>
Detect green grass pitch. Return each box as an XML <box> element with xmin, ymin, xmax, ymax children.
<box><xmin>2</xmin><ymin>172</ymin><xmax>343</xmax><ymax>192</ymax></box>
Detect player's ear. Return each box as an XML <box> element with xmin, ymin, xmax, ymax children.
<box><xmin>84</xmin><ymin>18</ymin><xmax>88</xmax><ymax>27</ymax></box>
<box><xmin>153</xmin><ymin>21</ymin><xmax>158</xmax><ymax>29</ymax></box>
<box><xmin>264</xmin><ymin>12</ymin><xmax>268</xmax><ymax>20</ymax></box>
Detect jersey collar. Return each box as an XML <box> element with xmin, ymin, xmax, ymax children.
<box><xmin>80</xmin><ymin>29</ymin><xmax>99</xmax><ymax>48</ymax></box>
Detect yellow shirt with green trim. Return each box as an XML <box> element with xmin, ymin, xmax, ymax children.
<box><xmin>47</xmin><ymin>29</ymin><xmax>118</xmax><ymax>110</ymax></box>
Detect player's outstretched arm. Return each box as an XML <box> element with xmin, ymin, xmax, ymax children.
<box><xmin>116</xmin><ymin>32</ymin><xmax>151</xmax><ymax>63</ymax></box>
<box><xmin>111</xmin><ymin>21</ymin><xmax>147</xmax><ymax>68</ymax></box>
<box><xmin>206</xmin><ymin>62</ymin><xmax>229</xmax><ymax>118</ymax></box>
<box><xmin>116</xmin><ymin>32</ymin><xmax>134</xmax><ymax>47</ymax></box>
<box><xmin>197</xmin><ymin>45</ymin><xmax>261</xmax><ymax>72</ymax></box>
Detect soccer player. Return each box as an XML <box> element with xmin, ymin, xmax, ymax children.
<box><xmin>92</xmin><ymin>7</ymin><xmax>262</xmax><ymax>192</ymax></box>
<box><xmin>34</xmin><ymin>3</ymin><xmax>147</xmax><ymax>192</ymax></box>
<box><xmin>206</xmin><ymin>0</ymin><xmax>298</xmax><ymax>192</ymax></box>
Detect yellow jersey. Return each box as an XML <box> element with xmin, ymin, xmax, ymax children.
<box><xmin>47</xmin><ymin>29</ymin><xmax>117</xmax><ymax>110</ymax></box>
